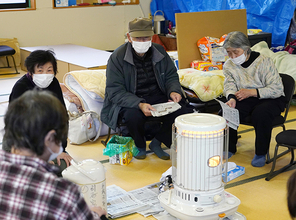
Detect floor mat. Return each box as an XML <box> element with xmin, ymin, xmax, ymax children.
<box><xmin>0</xmin><ymin>76</ymin><xmax>20</xmax><ymax>148</ymax></box>
<box><xmin>0</xmin><ymin>77</ymin><xmax>20</xmax><ymax>96</ymax></box>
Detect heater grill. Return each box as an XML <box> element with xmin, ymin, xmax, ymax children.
<box><xmin>172</xmin><ymin>114</ymin><xmax>227</xmax><ymax>192</ymax></box>
<box><xmin>175</xmin><ymin>130</ymin><xmax>225</xmax><ymax>191</ymax></box>
<box><xmin>175</xmin><ymin>190</ymin><xmax>192</xmax><ymax>201</ymax></box>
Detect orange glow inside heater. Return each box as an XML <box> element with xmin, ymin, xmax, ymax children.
<box><xmin>208</xmin><ymin>156</ymin><xmax>221</xmax><ymax>167</ymax></box>
<box><xmin>177</xmin><ymin>128</ymin><xmax>225</xmax><ymax>138</ymax></box>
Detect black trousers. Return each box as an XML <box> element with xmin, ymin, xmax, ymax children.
<box><xmin>118</xmin><ymin>95</ymin><xmax>189</xmax><ymax>149</ymax></box>
<box><xmin>229</xmin><ymin>97</ymin><xmax>285</xmax><ymax>155</ymax></box>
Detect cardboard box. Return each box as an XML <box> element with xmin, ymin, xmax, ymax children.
<box><xmin>109</xmin><ymin>151</ymin><xmax>133</xmax><ymax>166</ymax></box>
<box><xmin>191</xmin><ymin>60</ymin><xmax>223</xmax><ymax>71</ymax></box>
<box><xmin>176</xmin><ymin>9</ymin><xmax>248</xmax><ymax>69</ymax></box>
<box><xmin>222</xmin><ymin>165</ymin><xmax>245</xmax><ymax>182</ymax></box>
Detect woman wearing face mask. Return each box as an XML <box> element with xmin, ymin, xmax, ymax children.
<box><xmin>1</xmin><ymin>90</ymin><xmax>107</xmax><ymax>219</ymax></box>
<box><xmin>222</xmin><ymin>31</ymin><xmax>286</xmax><ymax>167</ymax></box>
<box><xmin>8</xmin><ymin>50</ymin><xmax>72</xmax><ymax>175</ymax></box>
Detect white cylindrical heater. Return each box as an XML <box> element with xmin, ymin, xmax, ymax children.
<box><xmin>158</xmin><ymin>113</ymin><xmax>244</xmax><ymax>220</ymax></box>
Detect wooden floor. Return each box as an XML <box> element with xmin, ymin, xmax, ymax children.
<box><xmin>67</xmin><ymin>107</ymin><xmax>296</xmax><ymax>220</ymax></box>
<box><xmin>1</xmin><ymin>68</ymin><xmax>296</xmax><ymax>220</ymax></box>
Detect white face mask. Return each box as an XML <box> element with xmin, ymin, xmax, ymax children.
<box><xmin>230</xmin><ymin>52</ymin><xmax>247</xmax><ymax>65</ymax></box>
<box><xmin>33</xmin><ymin>74</ymin><xmax>54</xmax><ymax>88</ymax></box>
<box><xmin>131</xmin><ymin>40</ymin><xmax>152</xmax><ymax>54</ymax></box>
<box><xmin>47</xmin><ymin>143</ymin><xmax>63</xmax><ymax>162</ymax></box>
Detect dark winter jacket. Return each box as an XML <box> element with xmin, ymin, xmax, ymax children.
<box><xmin>101</xmin><ymin>42</ymin><xmax>182</xmax><ymax>130</ymax></box>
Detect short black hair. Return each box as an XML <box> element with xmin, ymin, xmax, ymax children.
<box><xmin>3</xmin><ymin>90</ymin><xmax>68</xmax><ymax>155</ymax></box>
<box><xmin>25</xmin><ymin>50</ymin><xmax>58</xmax><ymax>76</ymax></box>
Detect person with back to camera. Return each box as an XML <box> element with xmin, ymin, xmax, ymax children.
<box><xmin>0</xmin><ymin>90</ymin><xmax>107</xmax><ymax>219</ymax></box>
<box><xmin>222</xmin><ymin>31</ymin><xmax>286</xmax><ymax>167</ymax></box>
<box><xmin>101</xmin><ymin>17</ymin><xmax>188</xmax><ymax>160</ymax></box>
<box><xmin>7</xmin><ymin>50</ymin><xmax>72</xmax><ymax>175</ymax></box>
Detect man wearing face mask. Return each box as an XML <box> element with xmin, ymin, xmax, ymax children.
<box><xmin>222</xmin><ymin>31</ymin><xmax>286</xmax><ymax>167</ymax></box>
<box><xmin>8</xmin><ymin>50</ymin><xmax>72</xmax><ymax>175</ymax></box>
<box><xmin>101</xmin><ymin>17</ymin><xmax>188</xmax><ymax>160</ymax></box>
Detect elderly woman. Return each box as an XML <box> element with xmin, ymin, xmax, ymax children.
<box><xmin>0</xmin><ymin>90</ymin><xmax>107</xmax><ymax>219</ymax></box>
<box><xmin>8</xmin><ymin>50</ymin><xmax>72</xmax><ymax>175</ymax></box>
<box><xmin>223</xmin><ymin>31</ymin><xmax>286</xmax><ymax>167</ymax></box>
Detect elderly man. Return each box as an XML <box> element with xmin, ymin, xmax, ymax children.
<box><xmin>101</xmin><ymin>17</ymin><xmax>188</xmax><ymax>160</ymax></box>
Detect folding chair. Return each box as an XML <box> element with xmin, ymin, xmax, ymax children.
<box><xmin>0</xmin><ymin>45</ymin><xmax>19</xmax><ymax>74</ymax></box>
<box><xmin>239</xmin><ymin>73</ymin><xmax>295</xmax><ymax>163</ymax></box>
<box><xmin>266</xmin><ymin>130</ymin><xmax>296</xmax><ymax>181</ymax></box>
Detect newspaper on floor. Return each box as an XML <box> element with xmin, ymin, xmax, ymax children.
<box><xmin>151</xmin><ymin>102</ymin><xmax>181</xmax><ymax>117</ymax></box>
<box><xmin>129</xmin><ymin>182</ymin><xmax>165</xmax><ymax>217</ymax></box>
<box><xmin>215</xmin><ymin>99</ymin><xmax>240</xmax><ymax>130</ymax></box>
<box><xmin>106</xmin><ymin>183</ymin><xmax>165</xmax><ymax>218</ymax></box>
<box><xmin>106</xmin><ymin>185</ymin><xmax>149</xmax><ymax>218</ymax></box>
<box><xmin>153</xmin><ymin>210</ymin><xmax>178</xmax><ymax>220</ymax></box>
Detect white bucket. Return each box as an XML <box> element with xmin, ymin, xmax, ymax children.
<box><xmin>62</xmin><ymin>159</ymin><xmax>107</xmax><ymax>211</ymax></box>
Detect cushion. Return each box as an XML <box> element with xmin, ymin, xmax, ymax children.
<box><xmin>0</xmin><ymin>45</ymin><xmax>15</xmax><ymax>56</ymax></box>
<box><xmin>276</xmin><ymin>130</ymin><xmax>296</xmax><ymax>146</ymax></box>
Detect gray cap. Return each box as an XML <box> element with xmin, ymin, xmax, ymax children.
<box><xmin>128</xmin><ymin>18</ymin><xmax>154</xmax><ymax>37</ymax></box>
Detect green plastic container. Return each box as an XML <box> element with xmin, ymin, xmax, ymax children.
<box><xmin>103</xmin><ymin>135</ymin><xmax>139</xmax><ymax>157</ymax></box>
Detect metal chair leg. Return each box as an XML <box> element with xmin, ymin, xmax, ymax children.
<box><xmin>266</xmin><ymin>148</ymin><xmax>291</xmax><ymax>164</ymax></box>
<box><xmin>266</xmin><ymin>125</ymin><xmax>287</xmax><ymax>164</ymax></box>
<box><xmin>5</xmin><ymin>56</ymin><xmax>10</xmax><ymax>67</ymax></box>
<box><xmin>101</xmin><ymin>127</ymin><xmax>111</xmax><ymax>147</ymax></box>
<box><xmin>0</xmin><ymin>55</ymin><xmax>19</xmax><ymax>75</ymax></box>
<box><xmin>10</xmin><ymin>55</ymin><xmax>19</xmax><ymax>74</ymax></box>
<box><xmin>266</xmin><ymin>146</ymin><xmax>295</xmax><ymax>181</ymax></box>
<box><xmin>265</xmin><ymin>144</ymin><xmax>280</xmax><ymax>181</ymax></box>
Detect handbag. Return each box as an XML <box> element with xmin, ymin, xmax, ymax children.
<box><xmin>68</xmin><ymin>110</ymin><xmax>102</xmax><ymax>145</ymax></box>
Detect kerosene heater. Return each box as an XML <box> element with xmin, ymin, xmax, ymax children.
<box><xmin>158</xmin><ymin>113</ymin><xmax>245</xmax><ymax>220</ymax></box>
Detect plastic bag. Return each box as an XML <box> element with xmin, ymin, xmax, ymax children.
<box><xmin>285</xmin><ymin>39</ymin><xmax>296</xmax><ymax>54</ymax></box>
<box><xmin>103</xmin><ymin>135</ymin><xmax>139</xmax><ymax>157</ymax></box>
<box><xmin>68</xmin><ymin>111</ymin><xmax>101</xmax><ymax>145</ymax></box>
<box><xmin>197</xmin><ymin>35</ymin><xmax>228</xmax><ymax>62</ymax></box>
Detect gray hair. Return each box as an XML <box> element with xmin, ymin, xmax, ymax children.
<box><xmin>223</xmin><ymin>31</ymin><xmax>251</xmax><ymax>54</ymax></box>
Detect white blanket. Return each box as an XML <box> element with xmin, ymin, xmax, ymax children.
<box><xmin>63</xmin><ymin>70</ymin><xmax>112</xmax><ymax>137</ymax></box>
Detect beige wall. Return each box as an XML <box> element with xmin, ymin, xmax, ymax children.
<box><xmin>0</xmin><ymin>0</ymin><xmax>151</xmax><ymax>50</ymax></box>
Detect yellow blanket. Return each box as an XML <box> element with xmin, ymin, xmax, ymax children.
<box><xmin>64</xmin><ymin>68</ymin><xmax>225</xmax><ymax>104</ymax></box>
<box><xmin>63</xmin><ymin>69</ymin><xmax>106</xmax><ymax>99</ymax></box>
<box><xmin>178</xmin><ymin>68</ymin><xmax>225</xmax><ymax>102</ymax></box>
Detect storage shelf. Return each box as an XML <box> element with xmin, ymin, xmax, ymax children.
<box><xmin>52</xmin><ymin>0</ymin><xmax>139</xmax><ymax>9</ymax></box>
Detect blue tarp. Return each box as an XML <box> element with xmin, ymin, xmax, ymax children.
<box><xmin>150</xmin><ymin>0</ymin><xmax>296</xmax><ymax>47</ymax></box>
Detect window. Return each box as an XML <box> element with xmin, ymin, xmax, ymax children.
<box><xmin>0</xmin><ymin>0</ymin><xmax>30</xmax><ymax>9</ymax></box>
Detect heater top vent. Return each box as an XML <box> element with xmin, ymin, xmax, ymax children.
<box><xmin>175</xmin><ymin>113</ymin><xmax>226</xmax><ymax>132</ymax></box>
